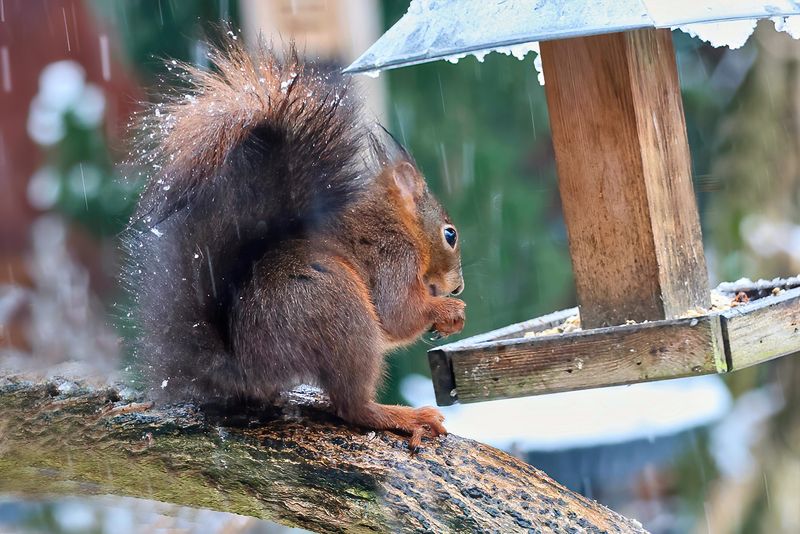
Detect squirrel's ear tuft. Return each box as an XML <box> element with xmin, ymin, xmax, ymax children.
<box><xmin>392</xmin><ymin>161</ymin><xmax>424</xmax><ymax>212</ymax></box>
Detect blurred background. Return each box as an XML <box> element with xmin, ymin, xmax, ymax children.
<box><xmin>1</xmin><ymin>1</ymin><xmax>799</xmax><ymax>533</ymax></box>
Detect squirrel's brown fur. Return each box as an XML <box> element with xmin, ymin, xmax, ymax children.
<box><xmin>124</xmin><ymin>39</ymin><xmax>464</xmax><ymax>450</ymax></box>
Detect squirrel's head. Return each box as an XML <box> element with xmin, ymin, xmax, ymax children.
<box><xmin>385</xmin><ymin>160</ymin><xmax>464</xmax><ymax>298</ymax></box>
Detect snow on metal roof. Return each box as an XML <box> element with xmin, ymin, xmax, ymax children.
<box><xmin>345</xmin><ymin>0</ymin><xmax>800</xmax><ymax>74</ymax></box>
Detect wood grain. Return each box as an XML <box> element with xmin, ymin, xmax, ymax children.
<box><xmin>442</xmin><ymin>315</ymin><xmax>726</xmax><ymax>403</ymax></box>
<box><xmin>722</xmin><ymin>287</ymin><xmax>800</xmax><ymax>370</ymax></box>
<box><xmin>540</xmin><ymin>29</ymin><xmax>709</xmax><ymax>328</ymax></box>
<box><xmin>428</xmin><ymin>308</ymin><xmax>578</xmax><ymax>405</ymax></box>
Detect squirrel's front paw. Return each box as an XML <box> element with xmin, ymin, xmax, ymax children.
<box><xmin>431</xmin><ymin>297</ymin><xmax>466</xmax><ymax>337</ymax></box>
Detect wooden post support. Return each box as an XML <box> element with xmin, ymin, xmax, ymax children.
<box><xmin>540</xmin><ymin>29</ymin><xmax>710</xmax><ymax>328</ymax></box>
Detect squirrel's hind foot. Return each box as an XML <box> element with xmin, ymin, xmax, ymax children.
<box><xmin>344</xmin><ymin>403</ymin><xmax>447</xmax><ymax>453</ymax></box>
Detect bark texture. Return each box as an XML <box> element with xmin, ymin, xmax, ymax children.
<box><xmin>0</xmin><ymin>371</ymin><xmax>648</xmax><ymax>533</ymax></box>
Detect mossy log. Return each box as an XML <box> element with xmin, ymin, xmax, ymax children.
<box><xmin>0</xmin><ymin>371</ymin><xmax>647</xmax><ymax>533</ymax></box>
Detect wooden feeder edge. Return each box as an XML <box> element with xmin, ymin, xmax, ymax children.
<box><xmin>430</xmin><ymin>280</ymin><xmax>800</xmax><ymax>406</ymax></box>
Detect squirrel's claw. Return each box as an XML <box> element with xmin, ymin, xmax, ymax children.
<box><xmin>406</xmin><ymin>406</ymin><xmax>447</xmax><ymax>452</ymax></box>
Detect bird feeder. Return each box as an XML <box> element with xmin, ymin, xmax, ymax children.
<box><xmin>346</xmin><ymin>1</ymin><xmax>800</xmax><ymax>405</ymax></box>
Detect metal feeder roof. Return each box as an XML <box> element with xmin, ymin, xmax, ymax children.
<box><xmin>345</xmin><ymin>0</ymin><xmax>800</xmax><ymax>74</ymax></box>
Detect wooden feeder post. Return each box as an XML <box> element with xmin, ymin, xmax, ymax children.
<box><xmin>540</xmin><ymin>28</ymin><xmax>710</xmax><ymax>328</ymax></box>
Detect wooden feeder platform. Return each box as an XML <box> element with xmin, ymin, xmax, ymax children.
<box><xmin>430</xmin><ymin>278</ymin><xmax>800</xmax><ymax>405</ymax></box>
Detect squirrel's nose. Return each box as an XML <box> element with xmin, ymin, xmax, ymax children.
<box><xmin>451</xmin><ymin>284</ymin><xmax>463</xmax><ymax>296</ymax></box>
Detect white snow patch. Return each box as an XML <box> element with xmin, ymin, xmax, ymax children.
<box><xmin>771</xmin><ymin>15</ymin><xmax>800</xmax><ymax>39</ymax></box>
<box><xmin>57</xmin><ymin>381</ymin><xmax>77</xmax><ymax>395</ymax></box>
<box><xmin>677</xmin><ymin>14</ymin><xmax>800</xmax><ymax>49</ymax></box>
<box><xmin>443</xmin><ymin>52</ymin><xmax>468</xmax><ymax>64</ymax></box>
<box><xmin>439</xmin><ymin>42</ymin><xmax>544</xmax><ymax>84</ymax></box>
<box><xmin>27</xmin><ymin>166</ymin><xmax>61</xmax><ymax>209</ymax></box>
<box><xmin>678</xmin><ymin>19</ymin><xmax>759</xmax><ymax>50</ymax></box>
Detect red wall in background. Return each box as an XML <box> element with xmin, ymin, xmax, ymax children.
<box><xmin>0</xmin><ymin>0</ymin><xmax>139</xmax><ymax>348</ymax></box>
<box><xmin>0</xmin><ymin>0</ymin><xmax>138</xmax><ymax>264</ymax></box>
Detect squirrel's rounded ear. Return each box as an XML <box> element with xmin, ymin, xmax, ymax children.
<box><xmin>392</xmin><ymin>161</ymin><xmax>424</xmax><ymax>210</ymax></box>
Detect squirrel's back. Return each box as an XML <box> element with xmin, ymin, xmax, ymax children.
<box><xmin>124</xmin><ymin>41</ymin><xmax>375</xmax><ymax>400</ymax></box>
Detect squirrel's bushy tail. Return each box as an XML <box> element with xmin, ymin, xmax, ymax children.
<box><xmin>134</xmin><ymin>40</ymin><xmax>366</xmax><ymax>227</ymax></box>
<box><xmin>123</xmin><ymin>40</ymin><xmax>371</xmax><ymax>401</ymax></box>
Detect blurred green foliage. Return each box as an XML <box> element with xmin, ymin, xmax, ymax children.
<box><xmin>33</xmin><ymin>104</ymin><xmax>135</xmax><ymax>236</ymax></box>
<box><xmin>91</xmin><ymin>0</ymin><xmax>239</xmax><ymax>83</ymax></box>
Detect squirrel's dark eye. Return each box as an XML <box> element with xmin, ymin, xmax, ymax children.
<box><xmin>443</xmin><ymin>226</ymin><xmax>457</xmax><ymax>248</ymax></box>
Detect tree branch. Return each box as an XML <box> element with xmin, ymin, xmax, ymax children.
<box><xmin>0</xmin><ymin>371</ymin><xmax>647</xmax><ymax>533</ymax></box>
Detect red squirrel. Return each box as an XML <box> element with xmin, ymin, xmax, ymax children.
<box><xmin>125</xmin><ymin>41</ymin><xmax>465</xmax><ymax>450</ymax></box>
